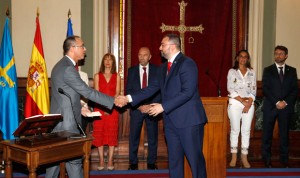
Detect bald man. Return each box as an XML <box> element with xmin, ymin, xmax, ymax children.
<box><xmin>126</xmin><ymin>47</ymin><xmax>161</xmax><ymax>170</ymax></box>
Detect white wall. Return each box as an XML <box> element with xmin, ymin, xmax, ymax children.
<box><xmin>12</xmin><ymin>0</ymin><xmax>81</xmax><ymax>77</ymax></box>
<box><xmin>276</xmin><ymin>0</ymin><xmax>300</xmax><ymax>74</ymax></box>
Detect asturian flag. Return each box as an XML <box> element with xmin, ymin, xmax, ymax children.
<box><xmin>24</xmin><ymin>15</ymin><xmax>50</xmax><ymax>117</ymax></box>
<box><xmin>0</xmin><ymin>17</ymin><xmax>19</xmax><ymax>140</ymax></box>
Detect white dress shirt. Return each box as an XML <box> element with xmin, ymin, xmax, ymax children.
<box><xmin>275</xmin><ymin>63</ymin><xmax>285</xmax><ymax>75</ymax></box>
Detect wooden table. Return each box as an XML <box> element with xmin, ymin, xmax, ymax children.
<box><xmin>1</xmin><ymin>135</ymin><xmax>93</xmax><ymax>178</ymax></box>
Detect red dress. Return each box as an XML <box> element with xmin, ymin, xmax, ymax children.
<box><xmin>92</xmin><ymin>73</ymin><xmax>119</xmax><ymax>146</ymax></box>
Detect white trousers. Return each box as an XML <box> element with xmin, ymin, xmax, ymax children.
<box><xmin>228</xmin><ymin>98</ymin><xmax>254</xmax><ymax>154</ymax></box>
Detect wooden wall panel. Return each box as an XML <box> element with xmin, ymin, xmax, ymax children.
<box><xmin>185</xmin><ymin>97</ymin><xmax>228</xmax><ymax>178</ymax></box>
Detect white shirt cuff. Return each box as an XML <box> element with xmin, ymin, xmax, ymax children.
<box><xmin>126</xmin><ymin>95</ymin><xmax>133</xmax><ymax>103</ymax></box>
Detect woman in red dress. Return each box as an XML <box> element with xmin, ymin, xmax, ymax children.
<box><xmin>93</xmin><ymin>53</ymin><xmax>121</xmax><ymax>170</ymax></box>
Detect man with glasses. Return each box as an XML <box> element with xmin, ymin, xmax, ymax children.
<box><xmin>45</xmin><ymin>35</ymin><xmax>125</xmax><ymax>178</ymax></box>
<box><xmin>262</xmin><ymin>45</ymin><xmax>298</xmax><ymax>168</ymax></box>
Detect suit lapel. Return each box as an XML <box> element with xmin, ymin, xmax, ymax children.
<box><xmin>271</xmin><ymin>64</ymin><xmax>281</xmax><ymax>83</ymax></box>
<box><xmin>271</xmin><ymin>63</ymin><xmax>292</xmax><ymax>84</ymax></box>
<box><xmin>285</xmin><ymin>65</ymin><xmax>291</xmax><ymax>76</ymax></box>
<box><xmin>136</xmin><ymin>66</ymin><xmax>141</xmax><ymax>88</ymax></box>
<box><xmin>148</xmin><ymin>64</ymin><xmax>154</xmax><ymax>83</ymax></box>
<box><xmin>164</xmin><ymin>52</ymin><xmax>182</xmax><ymax>87</ymax></box>
<box><xmin>283</xmin><ymin>65</ymin><xmax>292</xmax><ymax>84</ymax></box>
<box><xmin>64</xmin><ymin>56</ymin><xmax>76</xmax><ymax>67</ymax></box>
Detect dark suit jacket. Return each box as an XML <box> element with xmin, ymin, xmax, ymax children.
<box><xmin>262</xmin><ymin>63</ymin><xmax>298</xmax><ymax>114</ymax></box>
<box><xmin>131</xmin><ymin>52</ymin><xmax>207</xmax><ymax>128</ymax></box>
<box><xmin>50</xmin><ymin>56</ymin><xmax>114</xmax><ymax>133</ymax></box>
<box><xmin>126</xmin><ymin>64</ymin><xmax>160</xmax><ymax>109</ymax></box>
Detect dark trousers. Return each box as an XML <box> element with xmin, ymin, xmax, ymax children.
<box><xmin>165</xmin><ymin>122</ymin><xmax>207</xmax><ymax>178</ymax></box>
<box><xmin>129</xmin><ymin>110</ymin><xmax>158</xmax><ymax>164</ymax></box>
<box><xmin>262</xmin><ymin>109</ymin><xmax>292</xmax><ymax>163</ymax></box>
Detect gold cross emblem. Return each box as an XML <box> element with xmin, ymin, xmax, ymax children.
<box><xmin>0</xmin><ymin>58</ymin><xmax>16</xmax><ymax>88</ymax></box>
<box><xmin>160</xmin><ymin>0</ymin><xmax>204</xmax><ymax>53</ymax></box>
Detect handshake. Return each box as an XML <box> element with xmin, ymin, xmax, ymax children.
<box><xmin>114</xmin><ymin>95</ymin><xmax>164</xmax><ymax>117</ymax></box>
<box><xmin>114</xmin><ymin>96</ymin><xmax>129</xmax><ymax>108</ymax></box>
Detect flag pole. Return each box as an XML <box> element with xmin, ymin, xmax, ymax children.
<box><xmin>68</xmin><ymin>9</ymin><xmax>71</xmax><ymax>19</ymax></box>
<box><xmin>37</xmin><ymin>7</ymin><xmax>40</xmax><ymax>17</ymax></box>
<box><xmin>6</xmin><ymin>6</ymin><xmax>9</xmax><ymax>17</ymax></box>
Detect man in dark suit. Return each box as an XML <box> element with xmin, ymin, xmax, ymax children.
<box><xmin>119</xmin><ymin>34</ymin><xmax>208</xmax><ymax>178</ymax></box>
<box><xmin>126</xmin><ymin>47</ymin><xmax>160</xmax><ymax>170</ymax></box>
<box><xmin>262</xmin><ymin>45</ymin><xmax>298</xmax><ymax>168</ymax></box>
<box><xmin>45</xmin><ymin>36</ymin><xmax>125</xmax><ymax>178</ymax></box>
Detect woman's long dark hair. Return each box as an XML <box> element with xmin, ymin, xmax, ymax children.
<box><xmin>233</xmin><ymin>50</ymin><xmax>252</xmax><ymax>70</ymax></box>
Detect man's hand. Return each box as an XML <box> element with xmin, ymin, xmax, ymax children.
<box><xmin>138</xmin><ymin>105</ymin><xmax>151</xmax><ymax>113</ymax></box>
<box><xmin>81</xmin><ymin>106</ymin><xmax>92</xmax><ymax>117</ymax></box>
<box><xmin>114</xmin><ymin>96</ymin><xmax>128</xmax><ymax>107</ymax></box>
<box><xmin>276</xmin><ymin>101</ymin><xmax>287</xmax><ymax>110</ymax></box>
<box><xmin>148</xmin><ymin>103</ymin><xmax>164</xmax><ymax>116</ymax></box>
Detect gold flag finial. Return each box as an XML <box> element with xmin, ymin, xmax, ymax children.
<box><xmin>68</xmin><ymin>9</ymin><xmax>72</xmax><ymax>18</ymax></box>
<box><xmin>37</xmin><ymin>7</ymin><xmax>40</xmax><ymax>17</ymax></box>
<box><xmin>6</xmin><ymin>6</ymin><xmax>9</xmax><ymax>17</ymax></box>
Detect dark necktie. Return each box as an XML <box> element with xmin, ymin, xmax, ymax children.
<box><xmin>142</xmin><ymin>67</ymin><xmax>147</xmax><ymax>88</ymax></box>
<box><xmin>167</xmin><ymin>62</ymin><xmax>172</xmax><ymax>73</ymax></box>
<box><xmin>279</xmin><ymin>67</ymin><xmax>284</xmax><ymax>83</ymax></box>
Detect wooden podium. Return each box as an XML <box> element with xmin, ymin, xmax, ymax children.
<box><xmin>1</xmin><ymin>113</ymin><xmax>94</xmax><ymax>178</ymax></box>
<box><xmin>184</xmin><ymin>97</ymin><xmax>228</xmax><ymax>178</ymax></box>
<box><xmin>2</xmin><ymin>135</ymin><xmax>93</xmax><ymax>178</ymax></box>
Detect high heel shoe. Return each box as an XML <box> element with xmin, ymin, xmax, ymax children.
<box><xmin>97</xmin><ymin>166</ymin><xmax>105</xmax><ymax>171</ymax></box>
<box><xmin>107</xmin><ymin>160</ymin><xmax>114</xmax><ymax>170</ymax></box>
<box><xmin>97</xmin><ymin>161</ymin><xmax>105</xmax><ymax>171</ymax></box>
<box><xmin>107</xmin><ymin>166</ymin><xmax>114</xmax><ymax>171</ymax></box>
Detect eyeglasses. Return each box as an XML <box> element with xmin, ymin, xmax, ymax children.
<box><xmin>274</xmin><ymin>52</ymin><xmax>285</xmax><ymax>56</ymax></box>
<box><xmin>73</xmin><ymin>45</ymin><xmax>86</xmax><ymax>49</ymax></box>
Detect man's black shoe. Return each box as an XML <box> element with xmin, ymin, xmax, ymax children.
<box><xmin>264</xmin><ymin>160</ymin><xmax>272</xmax><ymax>168</ymax></box>
<box><xmin>280</xmin><ymin>162</ymin><xmax>289</xmax><ymax>168</ymax></box>
<box><xmin>147</xmin><ymin>164</ymin><xmax>158</xmax><ymax>170</ymax></box>
<box><xmin>128</xmin><ymin>164</ymin><xmax>138</xmax><ymax>170</ymax></box>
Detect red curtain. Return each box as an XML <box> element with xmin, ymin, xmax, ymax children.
<box><xmin>125</xmin><ymin>0</ymin><xmax>237</xmax><ymax>97</ymax></box>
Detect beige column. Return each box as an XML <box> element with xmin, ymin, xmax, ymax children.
<box><xmin>93</xmin><ymin>0</ymin><xmax>109</xmax><ymax>75</ymax></box>
<box><xmin>248</xmin><ymin>0</ymin><xmax>264</xmax><ymax>80</ymax></box>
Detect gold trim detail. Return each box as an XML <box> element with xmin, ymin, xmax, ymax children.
<box><xmin>126</xmin><ymin>0</ymin><xmax>132</xmax><ymax>70</ymax></box>
<box><xmin>232</xmin><ymin>0</ymin><xmax>237</xmax><ymax>63</ymax></box>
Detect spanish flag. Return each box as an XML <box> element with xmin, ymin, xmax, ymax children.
<box><xmin>24</xmin><ymin>15</ymin><xmax>50</xmax><ymax>117</ymax></box>
<box><xmin>0</xmin><ymin>17</ymin><xmax>19</xmax><ymax>140</ymax></box>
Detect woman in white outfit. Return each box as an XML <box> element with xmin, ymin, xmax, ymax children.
<box><xmin>227</xmin><ymin>50</ymin><xmax>256</xmax><ymax>168</ymax></box>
